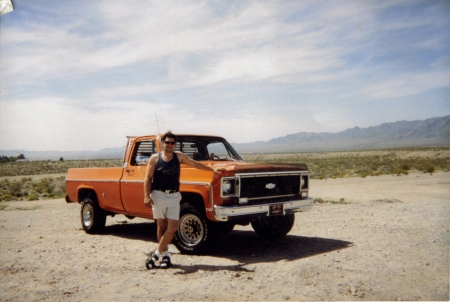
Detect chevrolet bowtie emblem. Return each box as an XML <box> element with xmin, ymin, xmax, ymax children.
<box><xmin>265</xmin><ymin>183</ymin><xmax>276</xmax><ymax>189</ymax></box>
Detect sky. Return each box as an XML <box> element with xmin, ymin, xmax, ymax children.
<box><xmin>0</xmin><ymin>0</ymin><xmax>449</xmax><ymax>152</ymax></box>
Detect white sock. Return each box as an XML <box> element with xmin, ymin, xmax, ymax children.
<box><xmin>163</xmin><ymin>251</ymin><xmax>170</xmax><ymax>257</ymax></box>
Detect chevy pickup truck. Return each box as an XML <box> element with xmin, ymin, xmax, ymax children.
<box><xmin>65</xmin><ymin>134</ymin><xmax>313</xmax><ymax>254</ymax></box>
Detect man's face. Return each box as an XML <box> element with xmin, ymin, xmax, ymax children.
<box><xmin>163</xmin><ymin>138</ymin><xmax>176</xmax><ymax>150</ymax></box>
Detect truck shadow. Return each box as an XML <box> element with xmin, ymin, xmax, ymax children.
<box><xmin>103</xmin><ymin>221</ymin><xmax>157</xmax><ymax>241</ymax></box>
<box><xmin>172</xmin><ymin>233</ymin><xmax>353</xmax><ymax>275</ymax></box>
<box><xmin>103</xmin><ymin>223</ymin><xmax>353</xmax><ymax>271</ymax></box>
<box><xmin>210</xmin><ymin>230</ymin><xmax>353</xmax><ymax>261</ymax></box>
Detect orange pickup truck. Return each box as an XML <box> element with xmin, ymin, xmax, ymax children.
<box><xmin>65</xmin><ymin>134</ymin><xmax>313</xmax><ymax>254</ymax></box>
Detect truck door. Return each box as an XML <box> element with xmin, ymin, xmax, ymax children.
<box><xmin>120</xmin><ymin>139</ymin><xmax>157</xmax><ymax>217</ymax></box>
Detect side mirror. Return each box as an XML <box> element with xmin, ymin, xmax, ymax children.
<box><xmin>136</xmin><ymin>155</ymin><xmax>149</xmax><ymax>166</ymax></box>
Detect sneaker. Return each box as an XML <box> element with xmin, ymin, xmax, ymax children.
<box><xmin>145</xmin><ymin>250</ymin><xmax>160</xmax><ymax>270</ymax></box>
<box><xmin>160</xmin><ymin>255</ymin><xmax>171</xmax><ymax>269</ymax></box>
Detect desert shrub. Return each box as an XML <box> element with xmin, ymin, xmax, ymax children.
<box><xmin>32</xmin><ymin>177</ymin><xmax>54</xmax><ymax>194</ymax></box>
<box><xmin>46</xmin><ymin>183</ymin><xmax>56</xmax><ymax>194</ymax></box>
<box><xmin>314</xmin><ymin>198</ymin><xmax>324</xmax><ymax>204</ymax></box>
<box><xmin>27</xmin><ymin>193</ymin><xmax>39</xmax><ymax>201</ymax></box>
<box><xmin>392</xmin><ymin>168</ymin><xmax>409</xmax><ymax>176</ymax></box>
<box><xmin>21</xmin><ymin>177</ymin><xmax>32</xmax><ymax>183</ymax></box>
<box><xmin>401</xmin><ymin>162</ymin><xmax>411</xmax><ymax>170</ymax></box>
<box><xmin>0</xmin><ymin>175</ymin><xmax>68</xmax><ymax>201</ymax></box>
<box><xmin>32</xmin><ymin>182</ymin><xmax>44</xmax><ymax>194</ymax></box>
<box><xmin>9</xmin><ymin>181</ymin><xmax>23</xmax><ymax>196</ymax></box>
<box><xmin>52</xmin><ymin>181</ymin><xmax>66</xmax><ymax>198</ymax></box>
<box><xmin>246</xmin><ymin>147</ymin><xmax>449</xmax><ymax>179</ymax></box>
<box><xmin>0</xmin><ymin>194</ymin><xmax>13</xmax><ymax>201</ymax></box>
<box><xmin>424</xmin><ymin>165</ymin><xmax>435</xmax><ymax>174</ymax></box>
<box><xmin>14</xmin><ymin>205</ymin><xmax>41</xmax><ymax>210</ymax></box>
<box><xmin>314</xmin><ymin>197</ymin><xmax>349</xmax><ymax>204</ymax></box>
<box><xmin>0</xmin><ymin>159</ymin><xmax>122</xmax><ymax>177</ymax></box>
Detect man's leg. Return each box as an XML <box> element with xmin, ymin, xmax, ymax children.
<box><xmin>157</xmin><ymin>218</ymin><xmax>178</xmax><ymax>254</ymax></box>
<box><xmin>147</xmin><ymin>218</ymin><xmax>168</xmax><ymax>269</ymax></box>
<box><xmin>156</xmin><ymin>219</ymin><xmax>167</xmax><ymax>243</ymax></box>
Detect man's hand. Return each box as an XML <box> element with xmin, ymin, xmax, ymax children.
<box><xmin>178</xmin><ymin>152</ymin><xmax>227</xmax><ymax>174</ymax></box>
<box><xmin>144</xmin><ymin>196</ymin><xmax>153</xmax><ymax>208</ymax></box>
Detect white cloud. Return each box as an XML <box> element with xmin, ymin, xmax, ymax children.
<box><xmin>360</xmin><ymin>70</ymin><xmax>450</xmax><ymax>101</ymax></box>
<box><xmin>1</xmin><ymin>0</ymin><xmax>449</xmax><ymax>151</ymax></box>
<box><xmin>1</xmin><ymin>1</ymin><xmax>359</xmax><ymax>89</ymax></box>
<box><xmin>0</xmin><ymin>98</ymin><xmax>175</xmax><ymax>151</ymax></box>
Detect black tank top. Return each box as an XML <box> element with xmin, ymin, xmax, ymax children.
<box><xmin>152</xmin><ymin>152</ymin><xmax>180</xmax><ymax>191</ymax></box>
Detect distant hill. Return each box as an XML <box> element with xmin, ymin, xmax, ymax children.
<box><xmin>233</xmin><ymin>115</ymin><xmax>449</xmax><ymax>154</ymax></box>
<box><xmin>1</xmin><ymin>115</ymin><xmax>448</xmax><ymax>160</ymax></box>
<box><xmin>0</xmin><ymin>148</ymin><xmax>124</xmax><ymax>161</ymax></box>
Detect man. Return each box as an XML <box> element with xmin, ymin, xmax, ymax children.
<box><xmin>143</xmin><ymin>131</ymin><xmax>222</xmax><ymax>269</ymax></box>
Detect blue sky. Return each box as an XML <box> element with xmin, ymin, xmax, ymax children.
<box><xmin>1</xmin><ymin>0</ymin><xmax>449</xmax><ymax>152</ymax></box>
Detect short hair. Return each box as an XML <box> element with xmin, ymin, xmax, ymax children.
<box><xmin>162</xmin><ymin>131</ymin><xmax>177</xmax><ymax>142</ymax></box>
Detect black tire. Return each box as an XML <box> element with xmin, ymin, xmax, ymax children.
<box><xmin>173</xmin><ymin>203</ymin><xmax>210</xmax><ymax>254</ymax></box>
<box><xmin>80</xmin><ymin>197</ymin><xmax>107</xmax><ymax>234</ymax></box>
<box><xmin>251</xmin><ymin>213</ymin><xmax>295</xmax><ymax>239</ymax></box>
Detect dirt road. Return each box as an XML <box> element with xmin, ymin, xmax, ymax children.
<box><xmin>1</xmin><ymin>172</ymin><xmax>448</xmax><ymax>301</ymax></box>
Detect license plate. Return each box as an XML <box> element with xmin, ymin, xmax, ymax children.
<box><xmin>269</xmin><ymin>204</ymin><xmax>283</xmax><ymax>216</ymax></box>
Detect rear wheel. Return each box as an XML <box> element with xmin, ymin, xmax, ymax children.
<box><xmin>80</xmin><ymin>197</ymin><xmax>106</xmax><ymax>234</ymax></box>
<box><xmin>251</xmin><ymin>214</ymin><xmax>295</xmax><ymax>239</ymax></box>
<box><xmin>173</xmin><ymin>203</ymin><xmax>210</xmax><ymax>254</ymax></box>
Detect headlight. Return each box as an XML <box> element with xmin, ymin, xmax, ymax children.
<box><xmin>301</xmin><ymin>175</ymin><xmax>308</xmax><ymax>189</ymax></box>
<box><xmin>221</xmin><ymin>178</ymin><xmax>238</xmax><ymax>196</ymax></box>
<box><xmin>223</xmin><ymin>180</ymin><xmax>232</xmax><ymax>194</ymax></box>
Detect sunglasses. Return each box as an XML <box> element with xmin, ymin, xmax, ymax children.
<box><xmin>164</xmin><ymin>141</ymin><xmax>176</xmax><ymax>145</ymax></box>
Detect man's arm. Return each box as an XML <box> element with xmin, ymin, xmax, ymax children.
<box><xmin>144</xmin><ymin>154</ymin><xmax>158</xmax><ymax>208</ymax></box>
<box><xmin>177</xmin><ymin>152</ymin><xmax>224</xmax><ymax>172</ymax></box>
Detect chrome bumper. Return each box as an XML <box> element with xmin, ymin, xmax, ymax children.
<box><xmin>214</xmin><ymin>198</ymin><xmax>313</xmax><ymax>222</ymax></box>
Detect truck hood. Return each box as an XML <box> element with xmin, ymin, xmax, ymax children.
<box><xmin>209</xmin><ymin>161</ymin><xmax>308</xmax><ymax>174</ymax></box>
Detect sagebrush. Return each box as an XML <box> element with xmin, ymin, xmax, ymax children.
<box><xmin>0</xmin><ymin>148</ymin><xmax>448</xmax><ymax>201</ymax></box>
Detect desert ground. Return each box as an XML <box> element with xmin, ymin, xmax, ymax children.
<box><xmin>0</xmin><ymin>172</ymin><xmax>448</xmax><ymax>301</ymax></box>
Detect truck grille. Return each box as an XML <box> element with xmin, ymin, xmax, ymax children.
<box><xmin>239</xmin><ymin>175</ymin><xmax>300</xmax><ymax>200</ymax></box>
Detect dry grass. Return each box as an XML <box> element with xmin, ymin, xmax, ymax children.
<box><xmin>243</xmin><ymin>147</ymin><xmax>449</xmax><ymax>179</ymax></box>
<box><xmin>0</xmin><ymin>159</ymin><xmax>121</xmax><ymax>202</ymax></box>
<box><xmin>0</xmin><ymin>159</ymin><xmax>122</xmax><ymax>177</ymax></box>
<box><xmin>0</xmin><ymin>147</ymin><xmax>448</xmax><ymax>201</ymax></box>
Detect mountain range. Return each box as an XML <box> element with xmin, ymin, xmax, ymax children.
<box><xmin>234</xmin><ymin>115</ymin><xmax>450</xmax><ymax>154</ymax></box>
<box><xmin>1</xmin><ymin>115</ymin><xmax>448</xmax><ymax>160</ymax></box>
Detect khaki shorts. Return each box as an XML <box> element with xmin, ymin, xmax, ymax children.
<box><xmin>151</xmin><ymin>190</ymin><xmax>181</xmax><ymax>221</ymax></box>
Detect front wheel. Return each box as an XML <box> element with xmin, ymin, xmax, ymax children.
<box><xmin>173</xmin><ymin>203</ymin><xmax>211</xmax><ymax>254</ymax></box>
<box><xmin>80</xmin><ymin>197</ymin><xmax>106</xmax><ymax>234</ymax></box>
<box><xmin>251</xmin><ymin>213</ymin><xmax>295</xmax><ymax>239</ymax></box>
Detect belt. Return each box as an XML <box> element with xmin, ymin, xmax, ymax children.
<box><xmin>155</xmin><ymin>189</ymin><xmax>179</xmax><ymax>194</ymax></box>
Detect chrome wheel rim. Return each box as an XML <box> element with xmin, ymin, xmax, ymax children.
<box><xmin>178</xmin><ymin>214</ymin><xmax>204</xmax><ymax>246</ymax></box>
<box><xmin>82</xmin><ymin>203</ymin><xmax>94</xmax><ymax>228</ymax></box>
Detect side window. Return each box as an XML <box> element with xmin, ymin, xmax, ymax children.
<box><xmin>132</xmin><ymin>140</ymin><xmax>156</xmax><ymax>166</ymax></box>
<box><xmin>177</xmin><ymin>140</ymin><xmax>208</xmax><ymax>161</ymax></box>
<box><xmin>207</xmin><ymin>142</ymin><xmax>229</xmax><ymax>158</ymax></box>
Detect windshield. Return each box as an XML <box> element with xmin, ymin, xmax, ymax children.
<box><xmin>175</xmin><ymin>136</ymin><xmax>242</xmax><ymax>161</ymax></box>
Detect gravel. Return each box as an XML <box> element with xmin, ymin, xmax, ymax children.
<box><xmin>0</xmin><ymin>172</ymin><xmax>448</xmax><ymax>301</ymax></box>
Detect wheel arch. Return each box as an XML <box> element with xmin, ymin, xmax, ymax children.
<box><xmin>180</xmin><ymin>192</ymin><xmax>206</xmax><ymax>216</ymax></box>
<box><xmin>78</xmin><ymin>187</ymin><xmax>98</xmax><ymax>204</ymax></box>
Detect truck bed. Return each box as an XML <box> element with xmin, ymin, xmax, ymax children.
<box><xmin>65</xmin><ymin>167</ymin><xmax>125</xmax><ymax>213</ymax></box>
